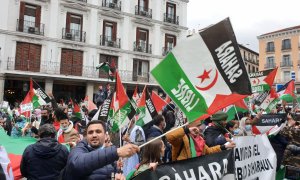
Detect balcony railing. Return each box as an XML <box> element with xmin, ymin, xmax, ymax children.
<box><xmin>60</xmin><ymin>63</ymin><xmax>83</xmax><ymax>76</ymax></box>
<box><xmin>264</xmin><ymin>63</ymin><xmax>276</xmax><ymax>69</ymax></box>
<box><xmin>133</xmin><ymin>41</ymin><xmax>152</xmax><ymax>54</ymax></box>
<box><xmin>4</xmin><ymin>58</ymin><xmax>157</xmax><ymax>83</ymax></box>
<box><xmin>16</xmin><ymin>19</ymin><xmax>45</xmax><ymax>36</ymax></box>
<box><xmin>100</xmin><ymin>35</ymin><xmax>121</xmax><ymax>48</ymax></box>
<box><xmin>282</xmin><ymin>45</ymin><xmax>291</xmax><ymax>50</ymax></box>
<box><xmin>77</xmin><ymin>0</ymin><xmax>87</xmax><ymax>2</ymax></box>
<box><xmin>162</xmin><ymin>47</ymin><xmax>173</xmax><ymax>56</ymax></box>
<box><xmin>163</xmin><ymin>13</ymin><xmax>179</xmax><ymax>25</ymax></box>
<box><xmin>102</xmin><ymin>0</ymin><xmax>121</xmax><ymax>10</ymax></box>
<box><xmin>62</xmin><ymin>28</ymin><xmax>86</xmax><ymax>42</ymax></box>
<box><xmin>266</xmin><ymin>47</ymin><xmax>275</xmax><ymax>52</ymax></box>
<box><xmin>135</xmin><ymin>5</ymin><xmax>152</xmax><ymax>18</ymax></box>
<box><xmin>280</xmin><ymin>61</ymin><xmax>293</xmax><ymax>67</ymax></box>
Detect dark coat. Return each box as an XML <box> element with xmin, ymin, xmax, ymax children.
<box><xmin>64</xmin><ymin>140</ymin><xmax>119</xmax><ymax>180</ymax></box>
<box><xmin>204</xmin><ymin>125</ymin><xmax>227</xmax><ymax>147</ymax></box>
<box><xmin>146</xmin><ymin>126</ymin><xmax>163</xmax><ymax>140</ymax></box>
<box><xmin>20</xmin><ymin>138</ymin><xmax>69</xmax><ymax>180</ymax></box>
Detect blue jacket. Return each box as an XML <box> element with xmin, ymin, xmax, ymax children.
<box><xmin>20</xmin><ymin>138</ymin><xmax>69</xmax><ymax>180</ymax></box>
<box><xmin>64</xmin><ymin>140</ymin><xmax>119</xmax><ymax>180</ymax></box>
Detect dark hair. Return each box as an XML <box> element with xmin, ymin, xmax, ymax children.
<box><xmin>225</xmin><ymin>121</ymin><xmax>235</xmax><ymax>131</ymax></box>
<box><xmin>153</xmin><ymin>115</ymin><xmax>165</xmax><ymax>126</ymax></box>
<box><xmin>86</xmin><ymin>120</ymin><xmax>106</xmax><ymax>133</ymax></box>
<box><xmin>38</xmin><ymin>124</ymin><xmax>56</xmax><ymax>138</ymax></box>
<box><xmin>42</xmin><ymin>107</ymin><xmax>51</xmax><ymax>114</ymax></box>
<box><xmin>54</xmin><ymin>108</ymin><xmax>68</xmax><ymax>121</ymax></box>
<box><xmin>140</xmin><ymin>138</ymin><xmax>163</xmax><ymax>166</ymax></box>
<box><xmin>163</xmin><ymin>111</ymin><xmax>175</xmax><ymax>132</ymax></box>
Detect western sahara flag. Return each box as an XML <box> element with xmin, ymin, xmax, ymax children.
<box><xmin>249</xmin><ymin>68</ymin><xmax>278</xmax><ymax>93</ymax></box>
<box><xmin>32</xmin><ymin>79</ymin><xmax>51</xmax><ymax>106</ymax></box>
<box><xmin>136</xmin><ymin>87</ymin><xmax>158</xmax><ymax>126</ymax></box>
<box><xmin>131</xmin><ymin>150</ymin><xmax>234</xmax><ymax>180</ymax></box>
<box><xmin>108</xmin><ymin>71</ymin><xmax>136</xmax><ymax>132</ymax></box>
<box><xmin>223</xmin><ymin>99</ymin><xmax>248</xmax><ymax>121</ymax></box>
<box><xmin>252</xmin><ymin>114</ymin><xmax>286</xmax><ymax>137</ymax></box>
<box><xmin>151</xmin><ymin>18</ymin><xmax>251</xmax><ymax>122</ymax></box>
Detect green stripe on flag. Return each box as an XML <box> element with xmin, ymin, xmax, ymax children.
<box><xmin>151</xmin><ymin>53</ymin><xmax>208</xmax><ymax>123</ymax></box>
<box><xmin>110</xmin><ymin>102</ymin><xmax>132</xmax><ymax>132</ymax></box>
<box><xmin>136</xmin><ymin>107</ymin><xmax>146</xmax><ymax>126</ymax></box>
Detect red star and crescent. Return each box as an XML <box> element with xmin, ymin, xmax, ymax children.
<box><xmin>195</xmin><ymin>69</ymin><xmax>219</xmax><ymax>91</ymax></box>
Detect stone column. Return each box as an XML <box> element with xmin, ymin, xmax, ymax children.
<box><xmin>86</xmin><ymin>82</ymin><xmax>94</xmax><ymax>100</ymax></box>
<box><xmin>45</xmin><ymin>79</ymin><xmax>53</xmax><ymax>94</ymax></box>
<box><xmin>0</xmin><ymin>74</ymin><xmax>5</xmax><ymax>102</ymax></box>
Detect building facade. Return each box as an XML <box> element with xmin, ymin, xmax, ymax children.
<box><xmin>258</xmin><ymin>25</ymin><xmax>300</xmax><ymax>92</ymax></box>
<box><xmin>238</xmin><ymin>44</ymin><xmax>259</xmax><ymax>73</ymax></box>
<box><xmin>0</xmin><ymin>0</ymin><xmax>188</xmax><ymax>104</ymax></box>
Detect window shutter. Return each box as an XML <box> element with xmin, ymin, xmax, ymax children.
<box><xmin>112</xmin><ymin>22</ymin><xmax>117</xmax><ymax>41</ymax></box>
<box><xmin>66</xmin><ymin>12</ymin><xmax>71</xmax><ymax>32</ymax></box>
<box><xmin>174</xmin><ymin>3</ymin><xmax>176</xmax><ymax>16</ymax></box>
<box><xmin>35</xmin><ymin>5</ymin><xmax>41</xmax><ymax>27</ymax></box>
<box><xmin>133</xmin><ymin>59</ymin><xmax>138</xmax><ymax>81</ymax></box>
<box><xmin>19</xmin><ymin>2</ymin><xmax>26</xmax><ymax>31</ymax></box>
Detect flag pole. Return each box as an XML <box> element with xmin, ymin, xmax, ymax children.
<box><xmin>139</xmin><ymin>122</ymin><xmax>188</xmax><ymax>149</ymax></box>
<box><xmin>233</xmin><ymin>105</ymin><xmax>240</xmax><ymax>121</ymax></box>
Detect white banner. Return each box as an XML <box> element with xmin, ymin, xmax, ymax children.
<box><xmin>20</xmin><ymin>103</ymin><xmax>33</xmax><ymax>113</ymax></box>
<box><xmin>0</xmin><ymin>146</ymin><xmax>13</xmax><ymax>180</ymax></box>
<box><xmin>233</xmin><ymin>134</ymin><xmax>277</xmax><ymax>180</ymax></box>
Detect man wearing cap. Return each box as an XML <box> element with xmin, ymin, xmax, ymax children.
<box><xmin>204</xmin><ymin>111</ymin><xmax>229</xmax><ymax>147</ymax></box>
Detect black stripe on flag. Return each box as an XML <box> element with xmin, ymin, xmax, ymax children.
<box><xmin>146</xmin><ymin>88</ymin><xmax>158</xmax><ymax>119</ymax></box>
<box><xmin>98</xmin><ymin>93</ymin><xmax>113</xmax><ymax>122</ymax></box>
<box><xmin>200</xmin><ymin>18</ymin><xmax>251</xmax><ymax>95</ymax></box>
<box><xmin>32</xmin><ymin>79</ymin><xmax>51</xmax><ymax>103</ymax></box>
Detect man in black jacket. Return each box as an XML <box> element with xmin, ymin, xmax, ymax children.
<box><xmin>20</xmin><ymin>124</ymin><xmax>69</xmax><ymax>179</ymax></box>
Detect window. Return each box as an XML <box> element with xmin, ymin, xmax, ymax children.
<box><xmin>138</xmin><ymin>0</ymin><xmax>148</xmax><ymax>11</ymax></box>
<box><xmin>103</xmin><ymin>21</ymin><xmax>117</xmax><ymax>41</ymax></box>
<box><xmin>282</xmin><ymin>39</ymin><xmax>291</xmax><ymax>50</ymax></box>
<box><xmin>18</xmin><ymin>2</ymin><xmax>41</xmax><ymax>33</ymax></box>
<box><xmin>15</xmin><ymin>42</ymin><xmax>41</xmax><ymax>72</ymax></box>
<box><xmin>99</xmin><ymin>54</ymin><xmax>118</xmax><ymax>78</ymax></box>
<box><xmin>266</xmin><ymin>42</ymin><xmax>275</xmax><ymax>52</ymax></box>
<box><xmin>267</xmin><ymin>56</ymin><xmax>274</xmax><ymax>64</ymax></box>
<box><xmin>65</xmin><ymin>13</ymin><xmax>83</xmax><ymax>41</ymax></box>
<box><xmin>165</xmin><ymin>34</ymin><xmax>176</xmax><ymax>50</ymax></box>
<box><xmin>282</xmin><ymin>54</ymin><xmax>291</xmax><ymax>66</ymax></box>
<box><xmin>133</xmin><ymin>59</ymin><xmax>149</xmax><ymax>82</ymax></box>
<box><xmin>283</xmin><ymin>71</ymin><xmax>290</xmax><ymax>81</ymax></box>
<box><xmin>166</xmin><ymin>2</ymin><xmax>176</xmax><ymax>18</ymax></box>
<box><xmin>60</xmin><ymin>49</ymin><xmax>83</xmax><ymax>76</ymax></box>
<box><xmin>135</xmin><ymin>28</ymin><xmax>150</xmax><ymax>53</ymax></box>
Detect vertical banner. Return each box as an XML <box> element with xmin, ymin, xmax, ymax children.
<box><xmin>233</xmin><ymin>134</ymin><xmax>277</xmax><ymax>180</ymax></box>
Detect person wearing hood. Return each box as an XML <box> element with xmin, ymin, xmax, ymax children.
<box><xmin>203</xmin><ymin>111</ymin><xmax>229</xmax><ymax>147</ymax></box>
<box><xmin>56</xmin><ymin>112</ymin><xmax>80</xmax><ymax>144</ymax></box>
<box><xmin>20</xmin><ymin>124</ymin><xmax>69</xmax><ymax>179</ymax></box>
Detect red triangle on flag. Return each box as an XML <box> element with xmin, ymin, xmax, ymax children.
<box><xmin>233</xmin><ymin>99</ymin><xmax>248</xmax><ymax>110</ymax></box>
<box><xmin>116</xmin><ymin>71</ymin><xmax>130</xmax><ymax>108</ymax></box>
<box><xmin>284</xmin><ymin>80</ymin><xmax>295</xmax><ymax>97</ymax></box>
<box><xmin>264</xmin><ymin>67</ymin><xmax>278</xmax><ymax>87</ymax></box>
<box><xmin>137</xmin><ymin>86</ymin><xmax>146</xmax><ymax>108</ymax></box>
<box><xmin>151</xmin><ymin>91</ymin><xmax>167</xmax><ymax>112</ymax></box>
<box><xmin>20</xmin><ymin>79</ymin><xmax>34</xmax><ymax>117</ymax></box>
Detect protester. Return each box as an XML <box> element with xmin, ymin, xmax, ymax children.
<box><xmin>20</xmin><ymin>124</ymin><xmax>69</xmax><ymax>179</ymax></box>
<box><xmin>56</xmin><ymin>110</ymin><xmax>80</xmax><ymax>144</ymax></box>
<box><xmin>11</xmin><ymin>116</ymin><xmax>26</xmax><ymax>137</ymax></box>
<box><xmin>146</xmin><ymin>115</ymin><xmax>166</xmax><ymax>140</ymax></box>
<box><xmin>40</xmin><ymin>107</ymin><xmax>53</xmax><ymax>126</ymax></box>
<box><xmin>94</xmin><ymin>85</ymin><xmax>107</xmax><ymax>107</ymax></box>
<box><xmin>204</xmin><ymin>111</ymin><xmax>228</xmax><ymax>147</ymax></box>
<box><xmin>63</xmin><ymin>120</ymin><xmax>140</xmax><ymax>179</ymax></box>
<box><xmin>166</xmin><ymin>121</ymin><xmax>236</xmax><ymax>161</ymax></box>
<box><xmin>129</xmin><ymin>138</ymin><xmax>165</xmax><ymax>178</ymax></box>
<box><xmin>122</xmin><ymin>117</ymin><xmax>146</xmax><ymax>176</ymax></box>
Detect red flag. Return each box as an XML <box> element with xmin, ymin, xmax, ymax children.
<box><xmin>151</xmin><ymin>91</ymin><xmax>167</xmax><ymax>112</ymax></box>
<box><xmin>84</xmin><ymin>96</ymin><xmax>97</xmax><ymax>111</ymax></box>
<box><xmin>165</xmin><ymin>96</ymin><xmax>171</xmax><ymax>104</ymax></box>
<box><xmin>233</xmin><ymin>99</ymin><xmax>248</xmax><ymax>110</ymax></box>
<box><xmin>20</xmin><ymin>79</ymin><xmax>34</xmax><ymax>118</ymax></box>
<box><xmin>264</xmin><ymin>67</ymin><xmax>278</xmax><ymax>87</ymax></box>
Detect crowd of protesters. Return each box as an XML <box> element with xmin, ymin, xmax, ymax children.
<box><xmin>0</xmin><ymin>90</ymin><xmax>300</xmax><ymax>179</ymax></box>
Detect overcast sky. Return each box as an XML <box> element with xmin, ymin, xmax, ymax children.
<box><xmin>187</xmin><ymin>0</ymin><xmax>300</xmax><ymax>52</ymax></box>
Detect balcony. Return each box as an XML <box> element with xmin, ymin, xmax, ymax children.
<box><xmin>133</xmin><ymin>41</ymin><xmax>152</xmax><ymax>54</ymax></box>
<box><xmin>16</xmin><ymin>19</ymin><xmax>45</xmax><ymax>36</ymax></box>
<box><xmin>280</xmin><ymin>61</ymin><xmax>293</xmax><ymax>67</ymax></box>
<box><xmin>135</xmin><ymin>5</ymin><xmax>152</xmax><ymax>18</ymax></box>
<box><xmin>265</xmin><ymin>47</ymin><xmax>275</xmax><ymax>53</ymax></box>
<box><xmin>163</xmin><ymin>13</ymin><xmax>179</xmax><ymax>25</ymax></box>
<box><xmin>282</xmin><ymin>45</ymin><xmax>291</xmax><ymax>51</ymax></box>
<box><xmin>100</xmin><ymin>35</ymin><xmax>121</xmax><ymax>48</ymax></box>
<box><xmin>102</xmin><ymin>0</ymin><xmax>121</xmax><ymax>11</ymax></box>
<box><xmin>62</xmin><ymin>28</ymin><xmax>86</xmax><ymax>43</ymax></box>
<box><xmin>162</xmin><ymin>47</ymin><xmax>173</xmax><ymax>56</ymax></box>
<box><xmin>77</xmin><ymin>0</ymin><xmax>87</xmax><ymax>2</ymax></box>
<box><xmin>264</xmin><ymin>63</ymin><xmax>276</xmax><ymax>69</ymax></box>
